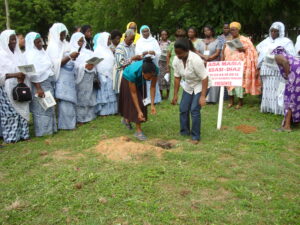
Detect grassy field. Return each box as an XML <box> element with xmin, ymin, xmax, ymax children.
<box><xmin>0</xmin><ymin>95</ymin><xmax>299</xmax><ymax>224</ymax></box>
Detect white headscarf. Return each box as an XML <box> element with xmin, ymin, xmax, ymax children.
<box><xmin>0</xmin><ymin>30</ymin><xmax>30</xmax><ymax>120</ymax></box>
<box><xmin>135</xmin><ymin>25</ymin><xmax>161</xmax><ymax>65</ymax></box>
<box><xmin>46</xmin><ymin>23</ymin><xmax>70</xmax><ymax>80</ymax></box>
<box><xmin>295</xmin><ymin>35</ymin><xmax>300</xmax><ymax>57</ymax></box>
<box><xmin>70</xmin><ymin>32</ymin><xmax>94</xmax><ymax>84</ymax></box>
<box><xmin>94</xmin><ymin>32</ymin><xmax>115</xmax><ymax>79</ymax></box>
<box><xmin>256</xmin><ymin>22</ymin><xmax>296</xmax><ymax>66</ymax></box>
<box><xmin>24</xmin><ymin>32</ymin><xmax>54</xmax><ymax>83</ymax></box>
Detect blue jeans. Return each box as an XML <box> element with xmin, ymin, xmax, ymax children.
<box><xmin>179</xmin><ymin>90</ymin><xmax>201</xmax><ymax>141</ymax></box>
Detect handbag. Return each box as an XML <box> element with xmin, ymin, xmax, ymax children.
<box><xmin>12</xmin><ymin>82</ymin><xmax>32</xmax><ymax>102</ymax></box>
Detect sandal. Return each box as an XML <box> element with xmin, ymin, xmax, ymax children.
<box><xmin>227</xmin><ymin>104</ymin><xmax>234</xmax><ymax>108</ymax></box>
<box><xmin>235</xmin><ymin>105</ymin><xmax>242</xmax><ymax>110</ymax></box>
<box><xmin>273</xmin><ymin>127</ymin><xmax>292</xmax><ymax>133</ymax></box>
<box><xmin>134</xmin><ymin>132</ymin><xmax>147</xmax><ymax>141</ymax></box>
<box><xmin>121</xmin><ymin>118</ymin><xmax>133</xmax><ymax>130</ymax></box>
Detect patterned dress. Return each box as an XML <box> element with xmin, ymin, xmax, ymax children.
<box><xmin>272</xmin><ymin>46</ymin><xmax>300</xmax><ymax>124</ymax></box>
<box><xmin>55</xmin><ymin>60</ymin><xmax>77</xmax><ymax>129</ymax></box>
<box><xmin>224</xmin><ymin>35</ymin><xmax>261</xmax><ymax>98</ymax></box>
<box><xmin>0</xmin><ymin>87</ymin><xmax>29</xmax><ymax>143</ymax></box>
<box><xmin>158</xmin><ymin>40</ymin><xmax>171</xmax><ymax>90</ymax></box>
<box><xmin>30</xmin><ymin>76</ymin><xmax>57</xmax><ymax>136</ymax></box>
<box><xmin>113</xmin><ymin>41</ymin><xmax>135</xmax><ymax>93</ymax></box>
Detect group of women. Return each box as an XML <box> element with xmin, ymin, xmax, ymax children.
<box><xmin>0</xmin><ymin>23</ymin><xmax>123</xmax><ymax>144</ymax></box>
<box><xmin>0</xmin><ymin>20</ymin><xmax>299</xmax><ymax>145</ymax></box>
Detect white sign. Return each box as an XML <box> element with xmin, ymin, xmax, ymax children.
<box><xmin>206</xmin><ymin>61</ymin><xmax>244</xmax><ymax>130</ymax></box>
<box><xmin>207</xmin><ymin>61</ymin><xmax>244</xmax><ymax>87</ymax></box>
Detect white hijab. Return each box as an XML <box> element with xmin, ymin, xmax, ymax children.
<box><xmin>135</xmin><ymin>25</ymin><xmax>161</xmax><ymax>65</ymax></box>
<box><xmin>295</xmin><ymin>35</ymin><xmax>300</xmax><ymax>57</ymax></box>
<box><xmin>69</xmin><ymin>32</ymin><xmax>94</xmax><ymax>84</ymax></box>
<box><xmin>24</xmin><ymin>32</ymin><xmax>54</xmax><ymax>83</ymax></box>
<box><xmin>94</xmin><ymin>32</ymin><xmax>115</xmax><ymax>79</ymax></box>
<box><xmin>256</xmin><ymin>22</ymin><xmax>296</xmax><ymax>66</ymax></box>
<box><xmin>0</xmin><ymin>30</ymin><xmax>30</xmax><ymax>120</ymax></box>
<box><xmin>46</xmin><ymin>23</ymin><xmax>70</xmax><ymax>80</ymax></box>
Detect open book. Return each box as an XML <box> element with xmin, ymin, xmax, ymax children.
<box><xmin>226</xmin><ymin>38</ymin><xmax>243</xmax><ymax>51</ymax></box>
<box><xmin>35</xmin><ymin>91</ymin><xmax>56</xmax><ymax>110</ymax></box>
<box><xmin>86</xmin><ymin>57</ymin><xmax>104</xmax><ymax>66</ymax></box>
<box><xmin>18</xmin><ymin>64</ymin><xmax>36</xmax><ymax>76</ymax></box>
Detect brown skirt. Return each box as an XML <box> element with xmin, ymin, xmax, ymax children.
<box><xmin>118</xmin><ymin>77</ymin><xmax>147</xmax><ymax>123</ymax></box>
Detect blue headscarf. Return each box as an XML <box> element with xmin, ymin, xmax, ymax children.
<box><xmin>139</xmin><ymin>25</ymin><xmax>150</xmax><ymax>35</ymax></box>
<box><xmin>93</xmin><ymin>33</ymin><xmax>101</xmax><ymax>50</ymax></box>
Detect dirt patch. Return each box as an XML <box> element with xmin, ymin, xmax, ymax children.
<box><xmin>235</xmin><ymin>124</ymin><xmax>257</xmax><ymax>134</ymax></box>
<box><xmin>51</xmin><ymin>151</ymin><xmax>84</xmax><ymax>161</ymax></box>
<box><xmin>191</xmin><ymin>187</ymin><xmax>233</xmax><ymax>208</ymax></box>
<box><xmin>150</xmin><ymin>139</ymin><xmax>180</xmax><ymax>149</ymax></box>
<box><xmin>220</xmin><ymin>126</ymin><xmax>229</xmax><ymax>130</ymax></box>
<box><xmin>94</xmin><ymin>136</ymin><xmax>174</xmax><ymax>161</ymax></box>
<box><xmin>5</xmin><ymin>200</ymin><xmax>28</xmax><ymax>211</ymax></box>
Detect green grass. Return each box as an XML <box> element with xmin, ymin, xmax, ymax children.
<box><xmin>0</xmin><ymin>95</ymin><xmax>299</xmax><ymax>224</ymax></box>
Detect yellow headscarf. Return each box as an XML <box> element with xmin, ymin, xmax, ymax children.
<box><xmin>230</xmin><ymin>22</ymin><xmax>242</xmax><ymax>30</ymax></box>
<box><xmin>120</xmin><ymin>22</ymin><xmax>141</xmax><ymax>44</ymax></box>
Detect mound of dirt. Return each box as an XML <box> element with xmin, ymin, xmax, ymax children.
<box><xmin>235</xmin><ymin>124</ymin><xmax>257</xmax><ymax>134</ymax></box>
<box><xmin>94</xmin><ymin>136</ymin><xmax>169</xmax><ymax>161</ymax></box>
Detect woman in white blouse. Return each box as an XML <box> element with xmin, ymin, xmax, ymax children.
<box><xmin>172</xmin><ymin>38</ymin><xmax>208</xmax><ymax>144</ymax></box>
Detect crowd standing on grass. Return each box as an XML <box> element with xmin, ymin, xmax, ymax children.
<box><xmin>0</xmin><ymin>20</ymin><xmax>299</xmax><ymax>145</ymax></box>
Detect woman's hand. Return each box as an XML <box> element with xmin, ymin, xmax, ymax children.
<box><xmin>15</xmin><ymin>72</ymin><xmax>26</xmax><ymax>82</ymax></box>
<box><xmin>138</xmin><ymin>111</ymin><xmax>146</xmax><ymax>121</ymax></box>
<box><xmin>85</xmin><ymin>64</ymin><xmax>94</xmax><ymax>70</ymax></box>
<box><xmin>70</xmin><ymin>52</ymin><xmax>80</xmax><ymax>60</ymax></box>
<box><xmin>199</xmin><ymin>95</ymin><xmax>206</xmax><ymax>107</ymax></box>
<box><xmin>151</xmin><ymin>105</ymin><xmax>157</xmax><ymax>115</ymax></box>
<box><xmin>36</xmin><ymin>88</ymin><xmax>45</xmax><ymax>98</ymax></box>
<box><xmin>171</xmin><ymin>95</ymin><xmax>178</xmax><ymax>105</ymax></box>
<box><xmin>166</xmin><ymin>67</ymin><xmax>170</xmax><ymax>73</ymax></box>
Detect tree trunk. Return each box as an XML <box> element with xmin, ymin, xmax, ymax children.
<box><xmin>4</xmin><ymin>0</ymin><xmax>10</xmax><ymax>29</ymax></box>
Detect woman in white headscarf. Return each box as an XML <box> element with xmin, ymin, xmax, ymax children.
<box><xmin>256</xmin><ymin>22</ymin><xmax>296</xmax><ymax>115</ymax></box>
<box><xmin>136</xmin><ymin>25</ymin><xmax>162</xmax><ymax>104</ymax></box>
<box><xmin>70</xmin><ymin>32</ymin><xmax>97</xmax><ymax>123</ymax></box>
<box><xmin>0</xmin><ymin>30</ymin><xmax>30</xmax><ymax>143</ymax></box>
<box><xmin>94</xmin><ymin>32</ymin><xmax>118</xmax><ymax>116</ymax></box>
<box><xmin>46</xmin><ymin>23</ymin><xmax>79</xmax><ymax>130</ymax></box>
<box><xmin>24</xmin><ymin>32</ymin><xmax>57</xmax><ymax>136</ymax></box>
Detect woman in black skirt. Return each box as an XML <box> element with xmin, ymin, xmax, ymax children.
<box><xmin>119</xmin><ymin>57</ymin><xmax>158</xmax><ymax>140</ymax></box>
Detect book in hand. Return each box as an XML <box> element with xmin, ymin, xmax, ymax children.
<box><xmin>264</xmin><ymin>54</ymin><xmax>278</xmax><ymax>68</ymax></box>
<box><xmin>18</xmin><ymin>64</ymin><xmax>36</xmax><ymax>75</ymax></box>
<box><xmin>35</xmin><ymin>91</ymin><xmax>56</xmax><ymax>110</ymax></box>
<box><xmin>86</xmin><ymin>57</ymin><xmax>104</xmax><ymax>66</ymax></box>
<box><xmin>226</xmin><ymin>38</ymin><xmax>243</xmax><ymax>51</ymax></box>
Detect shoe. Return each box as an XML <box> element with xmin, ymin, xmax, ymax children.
<box><xmin>273</xmin><ymin>127</ymin><xmax>292</xmax><ymax>133</ymax></box>
<box><xmin>189</xmin><ymin>139</ymin><xmax>199</xmax><ymax>145</ymax></box>
<box><xmin>134</xmin><ymin>131</ymin><xmax>147</xmax><ymax>141</ymax></box>
<box><xmin>121</xmin><ymin>118</ymin><xmax>133</xmax><ymax>130</ymax></box>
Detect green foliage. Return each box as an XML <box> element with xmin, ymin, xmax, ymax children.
<box><xmin>0</xmin><ymin>0</ymin><xmax>299</xmax><ymax>40</ymax></box>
